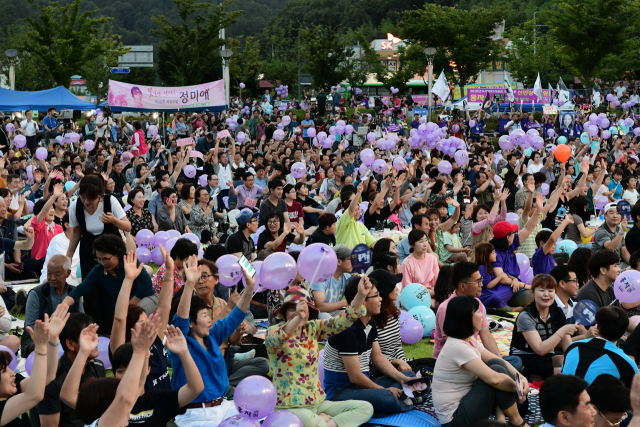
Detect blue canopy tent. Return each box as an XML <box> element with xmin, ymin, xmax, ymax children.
<box><xmin>98</xmin><ymin>100</ymin><xmax>225</xmax><ymax>113</ymax></box>
<box><xmin>0</xmin><ymin>86</ymin><xmax>96</xmax><ymax>112</ymax></box>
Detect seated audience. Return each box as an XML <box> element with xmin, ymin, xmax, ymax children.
<box><xmin>400</xmin><ymin>229</ymin><xmax>440</xmax><ymax>297</ymax></box>
<box><xmin>38</xmin><ymin>213</ymin><xmax>80</xmax><ymax>286</ymax></box>
<box><xmin>266</xmin><ymin>282</ymin><xmax>374</xmax><ymax>427</ymax></box>
<box><xmin>587</xmin><ymin>374</ymin><xmax>631</xmax><ymax>427</ymax></box>
<box><xmin>577</xmin><ymin>249</ymin><xmax>620</xmax><ymax>308</ymax></box>
<box><xmin>157</xmin><ymin>187</ymin><xmax>191</xmax><ymax>234</ymax></box>
<box><xmin>562</xmin><ymin>306</ymin><xmax>638</xmax><ymax>387</ymax></box>
<box><xmin>311</xmin><ymin>245</ymin><xmax>353</xmax><ymax>315</ymax></box>
<box><xmin>510</xmin><ymin>275</ymin><xmax>577</xmax><ymax>380</ymax></box>
<box><xmin>432</xmin><ymin>295</ymin><xmax>529</xmax><ymax>427</ymax></box>
<box><xmin>152</xmin><ymin>238</ymin><xmax>199</xmax><ymax>295</ymax></box>
<box><xmin>309</xmin><ymin>213</ymin><xmax>337</xmax><ymax>247</ymax></box>
<box><xmin>539</xmin><ymin>375</ymin><xmax>596</xmax><ymax>427</ymax></box>
<box><xmin>532</xmin><ymin>215</ymin><xmax>573</xmax><ymax>276</ymax></box>
<box><xmin>324</xmin><ymin>276</ymin><xmax>420</xmax><ymax>417</ymax></box>
<box><xmin>257</xmin><ymin>211</ymin><xmax>305</xmax><ymax>252</ymax></box>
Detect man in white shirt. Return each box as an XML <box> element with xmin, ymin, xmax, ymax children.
<box><xmin>40</xmin><ymin>213</ymin><xmax>80</xmax><ymax>286</ymax></box>
<box><xmin>615</xmin><ymin>82</ymin><xmax>627</xmax><ymax>99</ymax></box>
<box><xmin>505</xmin><ymin>112</ymin><xmax>522</xmax><ymax>134</ymax></box>
<box><xmin>95</xmin><ymin>108</ymin><xmax>115</xmax><ymax>143</ymax></box>
<box><xmin>528</xmin><ymin>151</ymin><xmax>545</xmax><ymax>174</ymax></box>
<box><xmin>20</xmin><ymin>110</ymin><xmax>40</xmax><ymax>152</ymax></box>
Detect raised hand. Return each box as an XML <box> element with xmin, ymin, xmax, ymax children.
<box><xmin>131</xmin><ymin>313</ymin><xmax>161</xmax><ymax>352</ymax></box>
<box><xmin>165</xmin><ymin>325</ymin><xmax>189</xmax><ymax>355</ymax></box>
<box><xmin>79</xmin><ymin>324</ymin><xmax>100</xmax><ymax>354</ymax></box>
<box><xmin>48</xmin><ymin>304</ymin><xmax>70</xmax><ymax>341</ymax></box>
<box><xmin>357</xmin><ymin>274</ymin><xmax>373</xmax><ymax>297</ymax></box>
<box><xmin>23</xmin><ymin>226</ymin><xmax>34</xmax><ymax>239</ymax></box>
<box><xmin>184</xmin><ymin>254</ymin><xmax>200</xmax><ymax>284</ymax></box>
<box><xmin>159</xmin><ymin>244</ymin><xmax>174</xmax><ymax>272</ymax></box>
<box><xmin>28</xmin><ymin>319</ymin><xmax>51</xmax><ymax>347</ymax></box>
<box><xmin>124</xmin><ymin>251</ymin><xmax>143</xmax><ymax>280</ymax></box>
<box><xmin>501</xmin><ymin>189</ymin><xmax>511</xmax><ymax>201</ymax></box>
<box><xmin>295</xmin><ymin>300</ymin><xmax>309</xmax><ymax>324</ymax></box>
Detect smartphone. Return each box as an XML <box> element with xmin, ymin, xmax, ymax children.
<box><xmin>238</xmin><ymin>255</ymin><xmax>256</xmax><ymax>278</ymax></box>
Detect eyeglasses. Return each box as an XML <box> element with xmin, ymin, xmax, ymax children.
<box><xmin>365</xmin><ymin>293</ymin><xmax>380</xmax><ymax>300</ymax></box>
<box><xmin>199</xmin><ymin>273</ymin><xmax>215</xmax><ymax>281</ymax></box>
<box><xmin>599</xmin><ymin>411</ymin><xmax>628</xmax><ymax>426</ymax></box>
<box><xmin>95</xmin><ymin>255</ymin><xmax>115</xmax><ymax>264</ymax></box>
<box><xmin>248</xmin><ymin>218</ymin><xmax>258</xmax><ymax>224</ymax></box>
<box><xmin>465</xmin><ymin>278</ymin><xmax>483</xmax><ymax>285</ymax></box>
<box><xmin>563</xmin><ymin>279</ymin><xmax>579</xmax><ymax>284</ymax></box>
<box><xmin>267</xmin><ymin>219</ymin><xmax>280</xmax><ymax>225</ymax></box>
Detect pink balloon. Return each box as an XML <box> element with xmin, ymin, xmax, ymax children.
<box><xmin>297</xmin><ymin>243</ymin><xmax>338</xmax><ymax>283</ymax></box>
<box><xmin>262</xmin><ymin>411</ymin><xmax>304</xmax><ymax>427</ymax></box>
<box><xmin>234</xmin><ymin>376</ymin><xmax>278</xmax><ymax>420</ymax></box>
<box><xmin>260</xmin><ymin>252</ymin><xmax>297</xmax><ymax>290</ymax></box>
<box><xmin>217</xmin><ymin>254</ymin><xmax>243</xmax><ymax>287</ymax></box>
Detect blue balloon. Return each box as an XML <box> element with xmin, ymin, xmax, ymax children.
<box><xmin>580</xmin><ymin>132</ymin><xmax>590</xmax><ymax>145</ymax></box>
<box><xmin>401</xmin><ymin>283</ymin><xmax>432</xmax><ymax>310</ymax></box>
<box><xmin>408</xmin><ymin>305</ymin><xmax>436</xmax><ymax>337</ymax></box>
<box><xmin>556</xmin><ymin>240</ymin><xmax>578</xmax><ymax>256</ymax></box>
<box><xmin>557</xmin><ymin>136</ymin><xmax>568</xmax><ymax>145</ymax></box>
<box><xmin>609</xmin><ymin>126</ymin><xmax>618</xmax><ymax>135</ymax></box>
<box><xmin>64</xmin><ymin>181</ymin><xmax>75</xmax><ymax>192</ymax></box>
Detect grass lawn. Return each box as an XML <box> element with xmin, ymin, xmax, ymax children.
<box><xmin>404</xmin><ymin>338</ymin><xmax>434</xmax><ymax>359</ymax></box>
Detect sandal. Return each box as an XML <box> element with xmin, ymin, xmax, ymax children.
<box><xmin>507</xmin><ymin>421</ymin><xmax>529</xmax><ymax>427</ymax></box>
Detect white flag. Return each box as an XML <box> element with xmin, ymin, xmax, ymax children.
<box><xmin>533</xmin><ymin>73</ymin><xmax>543</xmax><ymax>103</ymax></box>
<box><xmin>504</xmin><ymin>70</ymin><xmax>515</xmax><ymax>102</ymax></box>
<box><xmin>432</xmin><ymin>70</ymin><xmax>450</xmax><ymax>102</ymax></box>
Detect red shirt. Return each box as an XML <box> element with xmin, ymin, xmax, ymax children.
<box><xmin>286</xmin><ymin>200</ymin><xmax>305</xmax><ymax>223</ymax></box>
<box><xmin>31</xmin><ymin>215</ymin><xmax>63</xmax><ymax>260</ymax></box>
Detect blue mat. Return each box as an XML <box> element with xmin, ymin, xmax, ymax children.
<box><xmin>365</xmin><ymin>410</ymin><xmax>440</xmax><ymax>427</ymax></box>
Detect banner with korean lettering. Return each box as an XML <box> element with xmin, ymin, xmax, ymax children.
<box><xmin>467</xmin><ymin>88</ymin><xmax>551</xmax><ymax>104</ymax></box>
<box><xmin>107</xmin><ymin>80</ymin><xmax>225</xmax><ymax>111</ymax></box>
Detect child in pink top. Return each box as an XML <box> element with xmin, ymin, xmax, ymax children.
<box><xmin>30</xmin><ymin>183</ymin><xmax>65</xmax><ymax>260</ymax></box>
<box><xmin>400</xmin><ymin>230</ymin><xmax>439</xmax><ymax>303</ymax></box>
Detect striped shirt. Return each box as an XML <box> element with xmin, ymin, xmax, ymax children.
<box><xmin>323</xmin><ymin>318</ymin><xmax>377</xmax><ymax>399</ymax></box>
<box><xmin>377</xmin><ymin>317</ymin><xmax>406</xmax><ymax>362</ymax></box>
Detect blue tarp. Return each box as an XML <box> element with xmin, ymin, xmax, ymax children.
<box><xmin>0</xmin><ymin>86</ymin><xmax>96</xmax><ymax>112</ymax></box>
<box><xmin>98</xmin><ymin>100</ymin><xmax>225</xmax><ymax>113</ymax></box>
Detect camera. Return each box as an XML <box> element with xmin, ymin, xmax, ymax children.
<box><xmin>54</xmin><ymin>109</ymin><xmax>81</xmax><ymax>131</ymax></box>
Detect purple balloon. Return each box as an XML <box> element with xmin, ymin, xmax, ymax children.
<box><xmin>84</xmin><ymin>139</ymin><xmax>95</xmax><ymax>151</ymax></box>
<box><xmin>317</xmin><ymin>131</ymin><xmax>328</xmax><ymax>142</ymax></box>
<box><xmin>136</xmin><ymin>229</ymin><xmax>154</xmax><ymax>248</ymax></box>
<box><xmin>5</xmin><ymin>124</ymin><xmax>15</xmax><ymax>133</ymax></box>
<box><xmin>151</xmin><ymin>247</ymin><xmax>164</xmax><ymax>265</ymax></box>
<box><xmin>541</xmin><ymin>183</ymin><xmax>550</xmax><ymax>196</ymax></box>
<box><xmin>603</xmin><ymin>130</ymin><xmax>611</xmax><ymax>139</ymax></box>
<box><xmin>291</xmin><ymin>162</ymin><xmax>307</xmax><ymax>179</ymax></box>
<box><xmin>298</xmin><ymin>243</ymin><xmax>338</xmax><ymax>284</ymax></box>
<box><xmin>26</xmin><ymin>200</ymin><xmax>34</xmax><ymax>213</ymax></box>
<box><xmin>438</xmin><ymin>160</ymin><xmax>452</xmax><ymax>174</ymax></box>
<box><xmin>14</xmin><ymin>135</ymin><xmax>26</xmax><ymax>148</ymax></box>
<box><xmin>506</xmin><ymin>212</ymin><xmax>519</xmax><ymax>225</ymax></box>
<box><xmin>182</xmin><ymin>233</ymin><xmax>202</xmax><ymax>249</ymax></box>
<box><xmin>36</xmin><ymin>147</ymin><xmax>48</xmax><ymax>160</ymax></box>
<box><xmin>345</xmin><ymin>125</ymin><xmax>354</xmax><ymax>135</ymax></box>
<box><xmin>614</xmin><ymin>270</ymin><xmax>640</xmax><ymax>303</ymax></box>
<box><xmin>153</xmin><ymin>231</ymin><xmax>170</xmax><ymax>249</ymax></box>
<box><xmin>547</xmin><ymin>128</ymin><xmax>555</xmax><ymax>138</ymax></box>
<box><xmin>400</xmin><ymin>318</ymin><xmax>424</xmax><ymax>344</ymax></box>
<box><xmin>239</xmin><ymin>82</ymin><xmax>246</xmax><ymax>89</ymax></box>
<box><xmin>498</xmin><ymin>135</ymin><xmax>513</xmax><ymax>150</ymax></box>
<box><xmin>136</xmin><ymin>247</ymin><xmax>152</xmax><ymax>264</ymax></box>
<box><xmin>516</xmin><ymin>253</ymin><xmax>530</xmax><ymax>273</ymax></box>
<box><xmin>454</xmin><ymin>150</ymin><xmax>469</xmax><ymax>166</ymax></box>
<box><xmin>167</xmin><ymin>230</ymin><xmax>181</xmax><ymax>240</ymax></box>
<box><xmin>588</xmin><ymin>125</ymin><xmax>599</xmax><ymax>137</ymax></box>
<box><xmin>234</xmin><ymin>376</ymin><xmax>278</xmax><ymax>420</ymax></box>
<box><xmin>199</xmin><ymin>174</ymin><xmax>208</xmax><ymax>187</ymax></box>
<box><xmin>360</xmin><ymin>149</ymin><xmax>375</xmax><ymax>166</ymax></box>
<box><xmin>372</xmin><ymin>159</ymin><xmax>388</xmax><ymax>174</ymax></box>
<box><xmin>262</xmin><ymin>411</ymin><xmax>304</xmax><ymax>427</ymax></box>
<box><xmin>219</xmin><ymin>415</ymin><xmax>261</xmax><ymax>427</ymax></box>
<box><xmin>260</xmin><ymin>252</ymin><xmax>297</xmax><ymax>290</ymax></box>
<box><xmin>184</xmin><ymin>165</ymin><xmax>196</xmax><ymax>178</ymax></box>
<box><xmin>97</xmin><ymin>336</ymin><xmax>111</xmax><ymax>369</ymax></box>
<box><xmin>164</xmin><ymin>237</ymin><xmax>178</xmax><ymax>253</ymax></box>
<box><xmin>307</xmin><ymin>128</ymin><xmax>316</xmax><ymax>138</ymax></box>
<box><xmin>0</xmin><ymin>345</ymin><xmax>17</xmax><ymax>372</ymax></box>
<box><xmin>393</xmin><ymin>156</ymin><xmax>407</xmax><ymax>170</ymax></box>
<box><xmin>217</xmin><ymin>254</ymin><xmax>243</xmax><ymax>287</ymax></box>
<box><xmin>521</xmin><ymin>267</ymin><xmax>534</xmax><ymax>285</ymax></box>
<box><xmin>367</xmin><ymin>132</ymin><xmax>376</xmax><ymax>142</ymax></box>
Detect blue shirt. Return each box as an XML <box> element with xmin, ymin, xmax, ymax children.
<box><xmin>470</xmin><ymin>120</ymin><xmax>485</xmax><ymax>134</ymax></box>
<box><xmin>254</xmin><ymin>176</ymin><xmax>268</xmax><ymax>189</ymax></box>
<box><xmin>532</xmin><ymin>246</ymin><xmax>557</xmax><ymax>276</ymax></box>
<box><xmin>494</xmin><ymin>234</ymin><xmax>521</xmax><ymax>278</ymax></box>
<box><xmin>170</xmin><ymin>306</ymin><xmax>245</xmax><ymax>403</ymax></box>
<box><xmin>42</xmin><ymin>116</ymin><xmax>59</xmax><ymax>132</ymax></box>
<box><xmin>609</xmin><ymin>179</ymin><xmax>623</xmax><ymax>200</ymax></box>
<box><xmin>311</xmin><ymin>273</ymin><xmax>351</xmax><ymax>315</ymax></box>
<box><xmin>562</xmin><ymin>337</ymin><xmax>638</xmax><ymax>387</ymax></box>
<box><xmin>148</xmin><ymin>193</ymin><xmax>164</xmax><ymax>217</ymax></box>
<box><xmin>302</xmin><ymin>120</ymin><xmax>314</xmax><ymax>138</ymax></box>
<box><xmin>397</xmin><ymin>235</ymin><xmax>410</xmax><ymax>263</ymax></box>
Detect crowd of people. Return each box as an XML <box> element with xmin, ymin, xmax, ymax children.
<box><xmin>1</xmin><ymin>83</ymin><xmax>640</xmax><ymax>427</ymax></box>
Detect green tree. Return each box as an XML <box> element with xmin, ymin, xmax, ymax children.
<box><xmin>227</xmin><ymin>36</ymin><xmax>262</xmax><ymax>98</ymax></box>
<box><xmin>301</xmin><ymin>25</ymin><xmax>349</xmax><ymax>89</ymax></box>
<box><xmin>546</xmin><ymin>0</ymin><xmax>628</xmax><ymax>88</ymax></box>
<box><xmin>82</xmin><ymin>26</ymin><xmax>130</xmax><ymax>100</ymax></box>
<box><xmin>260</xmin><ymin>25</ymin><xmax>299</xmax><ymax>89</ymax></box>
<box><xmin>399</xmin><ymin>4</ymin><xmax>506</xmax><ymax>96</ymax></box>
<box><xmin>598</xmin><ymin>38</ymin><xmax>640</xmax><ymax>88</ymax></box>
<box><xmin>152</xmin><ymin>0</ymin><xmax>244</xmax><ymax>86</ymax></box>
<box><xmin>24</xmin><ymin>0</ymin><xmax>114</xmax><ymax>87</ymax></box>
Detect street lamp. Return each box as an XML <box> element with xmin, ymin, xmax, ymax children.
<box><xmin>5</xmin><ymin>49</ymin><xmax>17</xmax><ymax>91</ymax></box>
<box><xmin>220</xmin><ymin>49</ymin><xmax>233</xmax><ymax>108</ymax></box>
<box><xmin>424</xmin><ymin>47</ymin><xmax>436</xmax><ymax>122</ymax></box>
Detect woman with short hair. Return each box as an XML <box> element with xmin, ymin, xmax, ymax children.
<box><xmin>433</xmin><ymin>295</ymin><xmax>530</xmax><ymax>427</ymax></box>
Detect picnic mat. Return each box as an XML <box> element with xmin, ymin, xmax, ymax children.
<box><xmin>367</xmin><ymin>390</ymin><xmax>544</xmax><ymax>426</ymax></box>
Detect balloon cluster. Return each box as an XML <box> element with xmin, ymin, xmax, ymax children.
<box><xmin>401</xmin><ymin>284</ymin><xmax>435</xmax><ymax>338</ymax></box>
<box><xmin>355</xmin><ymin>88</ymin><xmax>363</xmax><ymax>95</ymax></box>
<box><xmin>606</xmin><ymin>93</ymin><xmax>623</xmax><ymax>107</ymax></box>
<box><xmin>241</xmin><ymin>106</ymin><xmax>251</xmax><ymax>116</ymax></box>
<box><xmin>389</xmin><ymin>86</ymin><xmax>400</xmax><ymax>94</ymax></box>
<box><xmin>134</xmin><ymin>231</ymin><xmax>202</xmax><ymax>265</ymax></box>
<box><xmin>498</xmin><ymin>129</ymin><xmax>544</xmax><ymax>152</ymax></box>
<box><xmin>276</xmin><ymin>85</ymin><xmax>288</xmax><ymax>97</ymax></box>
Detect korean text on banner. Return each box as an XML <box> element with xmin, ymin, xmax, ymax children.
<box><xmin>543</xmin><ymin>106</ymin><xmax>558</xmax><ymax>115</ymax></box>
<box><xmin>467</xmin><ymin>88</ymin><xmax>551</xmax><ymax>104</ymax></box>
<box><xmin>107</xmin><ymin>80</ymin><xmax>224</xmax><ymax>110</ymax></box>
<box><xmin>177</xmin><ymin>138</ymin><xmax>193</xmax><ymax>146</ymax></box>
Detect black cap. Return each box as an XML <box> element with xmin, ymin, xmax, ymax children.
<box><xmin>368</xmin><ymin>269</ymin><xmax>403</xmax><ymax>298</ymax></box>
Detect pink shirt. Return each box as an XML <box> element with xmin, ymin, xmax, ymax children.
<box><xmin>400</xmin><ymin>253</ymin><xmax>439</xmax><ymax>290</ymax></box>
<box><xmin>31</xmin><ymin>215</ymin><xmax>63</xmax><ymax>260</ymax></box>
<box><xmin>433</xmin><ymin>291</ymin><xmax>489</xmax><ymax>359</ymax></box>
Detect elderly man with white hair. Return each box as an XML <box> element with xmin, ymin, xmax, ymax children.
<box><xmin>21</xmin><ymin>254</ymin><xmax>83</xmax><ymax>357</ymax></box>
